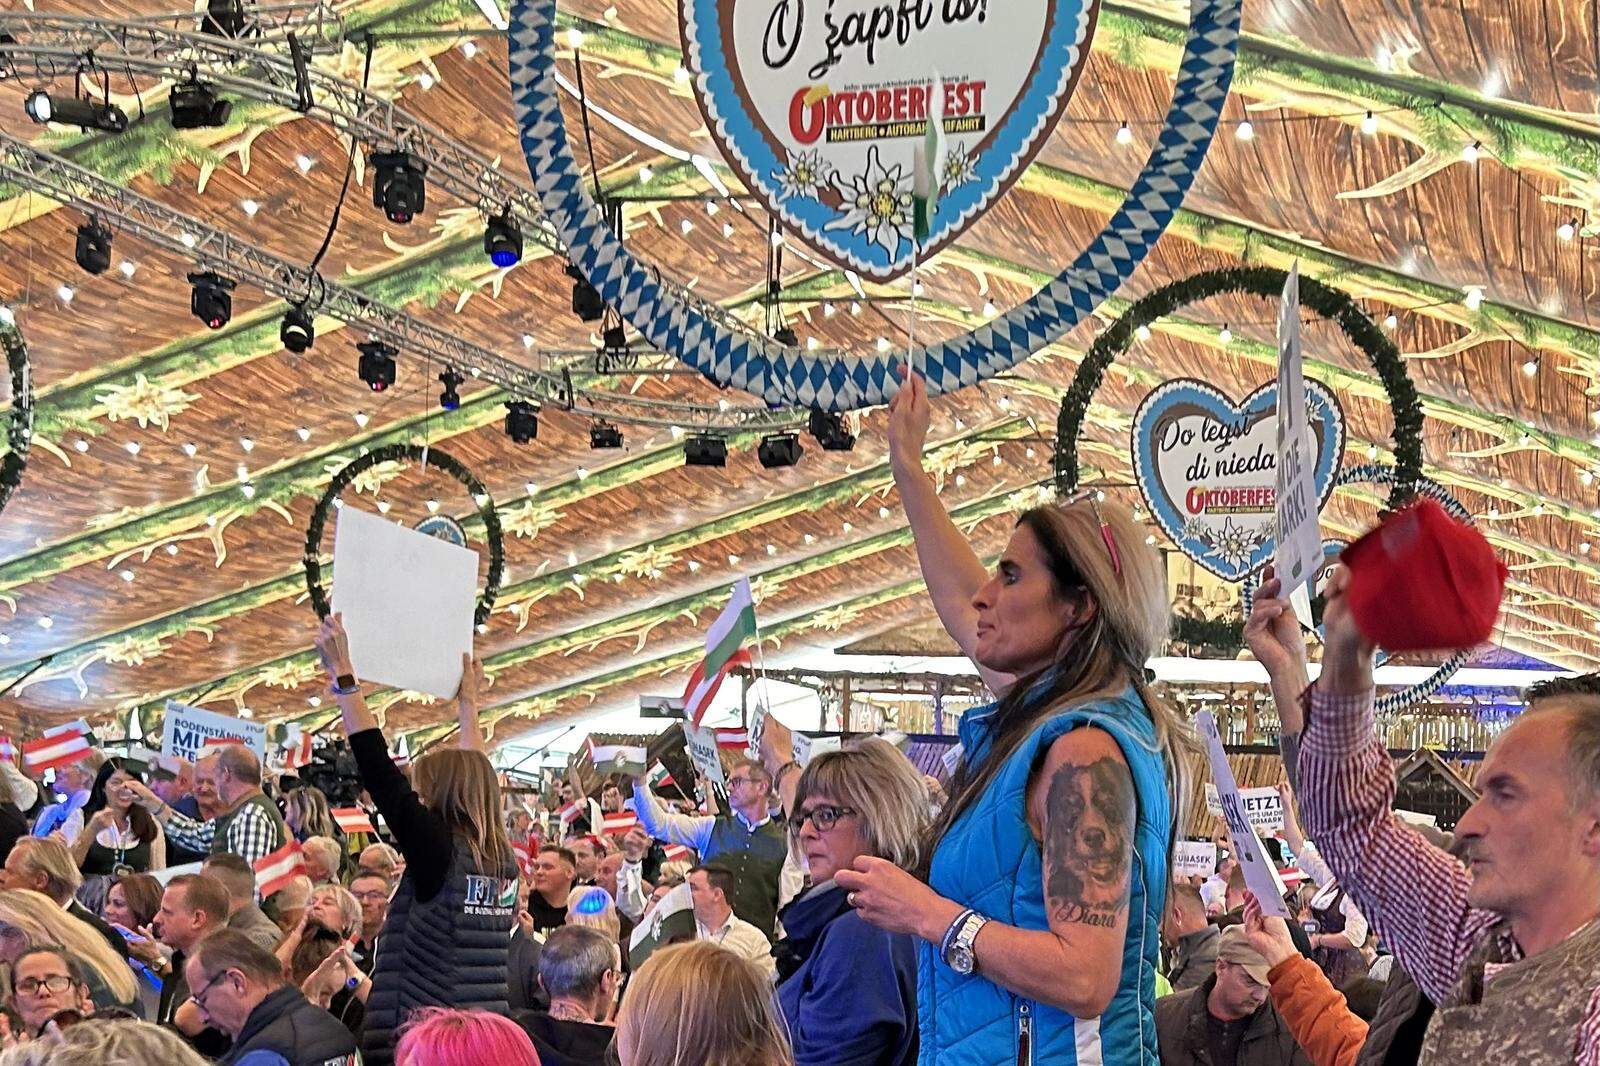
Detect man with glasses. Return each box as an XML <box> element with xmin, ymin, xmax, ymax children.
<box><xmin>689</xmin><ymin>864</ymin><xmax>777</xmax><ymax>979</ymax></box>
<box><xmin>184</xmin><ymin>929</ymin><xmax>357</xmax><ymax>1065</ymax></box>
<box><xmin>631</xmin><ymin>757</ymin><xmax>796</xmax><ymax>939</ymax></box>
<box><xmin>349</xmin><ymin>873</ymin><xmax>391</xmax><ymax>974</ymax></box>
<box><xmin>7</xmin><ymin>947</ymin><xmax>94</xmax><ymax>1037</ymax></box>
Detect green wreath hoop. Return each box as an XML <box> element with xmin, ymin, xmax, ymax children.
<box><xmin>1053</xmin><ymin>266</ymin><xmax>1424</xmax><ymax>503</ymax></box>
<box><xmin>304</xmin><ymin>444</ymin><xmax>504</xmax><ymax>626</ymax></box>
<box><xmin>0</xmin><ymin>320</ymin><xmax>33</xmax><ymax>520</ymax></box>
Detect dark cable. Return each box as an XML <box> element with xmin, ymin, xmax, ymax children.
<box><xmin>571</xmin><ymin>47</ymin><xmax>605</xmax><ymax>201</ymax></box>
<box><xmin>304</xmin><ymin>34</ymin><xmax>374</xmax><ymax>280</ymax></box>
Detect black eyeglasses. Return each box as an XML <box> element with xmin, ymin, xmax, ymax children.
<box><xmin>796</xmin><ymin>805</ymin><xmax>858</xmax><ymax>832</ymax></box>
<box><xmin>188</xmin><ymin>967</ymin><xmax>231</xmax><ymax>1013</ymax></box>
<box><xmin>15</xmin><ymin>975</ymin><xmax>75</xmax><ymax>997</ymax></box>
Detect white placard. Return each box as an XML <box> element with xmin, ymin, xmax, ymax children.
<box><xmin>162</xmin><ymin>701</ymin><xmax>268</xmax><ymax>763</ymax></box>
<box><xmin>792</xmin><ymin>734</ymin><xmax>843</xmax><ymax>768</ymax></box>
<box><xmin>150</xmin><ymin>861</ymin><xmax>204</xmax><ymax>887</ymax></box>
<box><xmin>684</xmin><ymin>724</ymin><xmax>726</xmax><ymax>788</ymax></box>
<box><xmin>331</xmin><ymin>504</ymin><xmax>478</xmax><ymax>700</ymax></box>
<box><xmin>1274</xmin><ymin>262</ymin><xmax>1321</xmax><ymax>626</ymax></box>
<box><xmin>1203</xmin><ymin>783</ymin><xmax>1285</xmax><ymax>833</ymax></box>
<box><xmin>1195</xmin><ymin>711</ymin><xmax>1289</xmax><ymax>917</ymax></box>
<box><xmin>1173</xmin><ymin>841</ymin><xmax>1219</xmax><ymax>880</ymax></box>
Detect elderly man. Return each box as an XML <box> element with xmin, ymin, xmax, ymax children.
<box><xmin>2</xmin><ymin>836</ymin><xmax>128</xmax><ymax>958</ymax></box>
<box><xmin>357</xmin><ymin>842</ymin><xmax>401</xmax><ymax>882</ymax></box>
<box><xmin>301</xmin><ymin>835</ymin><xmax>344</xmax><ymax>885</ymax></box>
<box><xmin>201</xmin><ymin>852</ymin><xmax>284</xmax><ymax>951</ymax></box>
<box><xmin>129</xmin><ymin>746</ymin><xmax>287</xmax><ymax>869</ymax></box>
<box><xmin>184</xmin><ymin>930</ymin><xmax>356</xmax><ymax>1065</ymax></box>
<box><xmin>1154</xmin><ymin>926</ymin><xmax>1313</xmax><ymax>1066</ymax></box>
<box><xmin>349</xmin><ymin>871</ymin><xmax>391</xmax><ymax>974</ymax></box>
<box><xmin>514</xmin><ymin>925</ymin><xmax>619</xmax><ymax>1066</ymax></box>
<box><xmin>150</xmin><ymin>756</ymin><xmax>207</xmax><ymax>866</ymax></box>
<box><xmin>688</xmin><ymin>864</ymin><xmax>775</xmax><ymax>979</ymax></box>
<box><xmin>32</xmin><ymin>753</ymin><xmax>103</xmax><ymax>843</ymax></box>
<box><xmin>1261</xmin><ymin>567</ymin><xmax>1600</xmax><ymax>1064</ymax></box>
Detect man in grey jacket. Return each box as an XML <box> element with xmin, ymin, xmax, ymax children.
<box><xmin>1164</xmin><ymin>882</ymin><xmax>1222</xmax><ymax>991</ymax></box>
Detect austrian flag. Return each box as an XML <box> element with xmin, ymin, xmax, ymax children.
<box><xmin>682</xmin><ymin>579</ymin><xmax>757</xmax><ymax>727</ymax></box>
<box><xmin>254</xmin><ymin>840</ymin><xmax>307</xmax><ymax>898</ymax></box>
<box><xmin>22</xmin><ymin>726</ymin><xmax>92</xmax><ymax>773</ymax></box>
<box><xmin>283</xmin><ymin>734</ymin><xmax>315</xmax><ymax>771</ymax></box>
<box><xmin>601</xmin><ymin>812</ymin><xmax>638</xmax><ymax>837</ymax></box>
<box><xmin>331</xmin><ymin>807</ymin><xmax>375</xmax><ymax>835</ymax></box>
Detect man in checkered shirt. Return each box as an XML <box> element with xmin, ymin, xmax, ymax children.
<box><xmin>128</xmin><ymin>745</ymin><xmax>288</xmax><ymax>873</ymax></box>
<box><xmin>1254</xmin><ymin>566</ymin><xmax>1600</xmax><ymax>1065</ymax></box>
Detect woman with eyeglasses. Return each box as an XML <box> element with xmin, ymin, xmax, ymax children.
<box><xmin>759</xmin><ymin>733</ymin><xmax>925</xmax><ymax>1066</ymax></box>
<box><xmin>0</xmin><ymin>891</ymin><xmax>138</xmax><ymax>1018</ymax></box>
<box><xmin>6</xmin><ymin>947</ymin><xmax>96</xmax><ymax>1038</ymax></box>
<box><xmin>830</xmin><ymin>369</ymin><xmax>1193</xmax><ymax>1066</ymax></box>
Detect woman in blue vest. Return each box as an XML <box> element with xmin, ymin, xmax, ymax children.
<box><xmin>314</xmin><ymin>615</ymin><xmax>518</xmax><ymax>1066</ymax></box>
<box><xmin>836</xmin><ymin>369</ymin><xmax>1193</xmax><ymax>1066</ymax></box>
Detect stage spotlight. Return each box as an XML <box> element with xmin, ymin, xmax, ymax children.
<box><xmin>370</xmin><ymin>150</ymin><xmax>427</xmax><ymax>223</ymax></box>
<box><xmin>483</xmin><ymin>211</ymin><xmax>522</xmax><ymax>267</ymax></box>
<box><xmin>280</xmin><ymin>305</ymin><xmax>315</xmax><ymax>352</ymax></box>
<box><xmin>772</xmin><ymin>325</ymin><xmax>798</xmax><ymax>347</ymax></box>
<box><xmin>590</xmin><ymin>421</ymin><xmax>623</xmax><ymax>449</ymax></box>
<box><xmin>356</xmin><ymin>340</ymin><xmax>398</xmax><ymax>392</ymax></box>
<box><xmin>505</xmin><ymin>400</ymin><xmax>539</xmax><ymax>444</ymax></box>
<box><xmin>170</xmin><ymin>80</ymin><xmax>232</xmax><ymax>129</ymax></box>
<box><xmin>74</xmin><ymin>218</ymin><xmax>112</xmax><ymax>275</ymax></box>
<box><xmin>24</xmin><ymin>91</ymin><xmax>127</xmax><ymax>132</ymax></box>
<box><xmin>757</xmin><ymin>432</ymin><xmax>803</xmax><ymax>468</ymax></box>
<box><xmin>438</xmin><ymin>367</ymin><xmax>465</xmax><ymax>410</ymax></box>
<box><xmin>684</xmin><ymin>434</ymin><xmax>727</xmax><ymax>467</ymax></box>
<box><xmin>187</xmin><ymin>271</ymin><xmax>236</xmax><ymax>329</ymax></box>
<box><xmin>601</xmin><ymin>323</ymin><xmax>627</xmax><ymax>351</ymax></box>
<box><xmin>808</xmin><ymin>408</ymin><xmax>855</xmax><ymax>451</ymax></box>
<box><xmin>566</xmin><ymin>263</ymin><xmax>605</xmax><ymax>322</ymax></box>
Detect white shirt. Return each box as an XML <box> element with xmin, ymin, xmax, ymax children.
<box><xmin>697</xmin><ymin>911</ymin><xmax>777</xmax><ymax>980</ymax></box>
<box><xmin>1299</xmin><ymin>840</ymin><xmax>1371</xmax><ymax>950</ymax></box>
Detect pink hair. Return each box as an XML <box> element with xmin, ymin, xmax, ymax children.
<box><xmin>395</xmin><ymin>1008</ymin><xmax>540</xmax><ymax>1066</ymax></box>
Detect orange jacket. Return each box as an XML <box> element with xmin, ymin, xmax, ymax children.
<box><xmin>1267</xmin><ymin>954</ymin><xmax>1370</xmax><ymax>1066</ymax></box>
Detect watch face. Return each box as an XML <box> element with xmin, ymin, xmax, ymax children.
<box><xmin>950</xmin><ymin>945</ymin><xmax>974</xmax><ymax>975</ymax></box>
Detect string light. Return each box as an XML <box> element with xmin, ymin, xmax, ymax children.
<box><xmin>680</xmin><ymin>218</ymin><xmax>694</xmax><ymax>234</ymax></box>
<box><xmin>1136</xmin><ymin>324</ymin><xmax>1152</xmax><ymax>341</ymax></box>
<box><xmin>1558</xmin><ymin>218</ymin><xmax>1577</xmax><ymax>241</ymax></box>
<box><xmin>705</xmin><ymin>201</ymin><xmax>719</xmax><ymax>216</ymax></box>
<box><xmin>638</xmin><ymin>165</ymin><xmax>654</xmax><ymax>182</ymax></box>
<box><xmin>1461</xmin><ymin>141</ymin><xmax>1481</xmax><ymax>164</ymax></box>
<box><xmin>1522</xmin><ymin>358</ymin><xmax>1539</xmax><ymax>377</ymax></box>
<box><xmin>118</xmin><ymin>260</ymin><xmax>137</xmax><ymax>278</ymax></box>
<box><xmin>673</xmin><ymin>65</ymin><xmax>690</xmax><ymax>83</ymax></box>
<box><xmin>73</xmin><ymin>439</ymin><xmax>89</xmax><ymax>453</ymax></box>
<box><xmin>295</xmin><ymin>154</ymin><xmax>316</xmax><ymax>174</ymax></box>
<box><xmin>182</xmin><ymin>442</ymin><xmax>197</xmax><ymax>457</ymax></box>
<box><xmin>1361</xmin><ymin>111</ymin><xmax>1377</xmax><ymax>136</ymax></box>
<box><xmin>721</xmin><ymin>222</ymin><xmax>735</xmax><ymax>239</ymax></box>
<box><xmin>565</xmin><ymin>28</ymin><xmax>585</xmax><ymax>48</ymax></box>
<box><xmin>416</xmin><ymin>73</ymin><xmax>435</xmax><ymax>91</ymax></box>
<box><xmin>240</xmin><ymin>199</ymin><xmax>259</xmax><ymax>217</ymax></box>
<box><xmin>822</xmin><ymin>302</ymin><xmax>836</xmax><ymax>317</ymax></box>
<box><xmin>460</xmin><ymin>40</ymin><xmax>478</xmax><ymax>58</ymax></box>
<box><xmin>1383</xmin><ymin>313</ymin><xmax>1398</xmax><ymax>329</ymax></box>
<box><xmin>124</xmin><ymin>441</ymin><xmax>141</xmax><ymax>456</ymax></box>
<box><xmin>1235</xmin><ymin>120</ymin><xmax>1254</xmax><ymax>141</ymax></box>
<box><xmin>1218</xmin><ymin>323</ymin><xmax>1232</xmax><ymax>345</ymax></box>
<box><xmin>1116</xmin><ymin>122</ymin><xmax>1133</xmax><ymax>145</ymax></box>
<box><xmin>982</xmin><ymin>300</ymin><xmax>997</xmax><ymax>317</ymax></box>
<box><xmin>56</xmin><ymin>285</ymin><xmax>74</xmax><ymax>304</ymax></box>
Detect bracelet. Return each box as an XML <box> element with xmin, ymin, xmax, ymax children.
<box><xmin>940</xmin><ymin>908</ymin><xmax>975</xmax><ymax>959</ymax></box>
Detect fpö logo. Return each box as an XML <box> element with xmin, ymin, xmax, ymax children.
<box><xmin>788</xmin><ymin>79</ymin><xmax>988</xmax><ymax>145</ymax></box>
<box><xmin>1184</xmin><ymin>485</ymin><xmax>1275</xmax><ymax>516</ymax></box>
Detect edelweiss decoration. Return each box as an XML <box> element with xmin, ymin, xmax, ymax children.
<box><xmin>1131</xmin><ymin>378</ymin><xmax>1345</xmax><ymax>581</ymax></box>
<box><xmin>680</xmin><ymin>0</ymin><xmax>1100</xmax><ymax>279</ymax></box>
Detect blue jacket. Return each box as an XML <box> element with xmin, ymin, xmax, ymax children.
<box><xmin>777</xmin><ymin>882</ymin><xmax>918</xmax><ymax>1066</ymax></box>
<box><xmin>918</xmin><ymin>683</ymin><xmax>1171</xmax><ymax>1066</ymax></box>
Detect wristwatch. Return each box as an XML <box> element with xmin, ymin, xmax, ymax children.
<box><xmin>333</xmin><ymin>673</ymin><xmax>358</xmax><ymax>695</ymax></box>
<box><xmin>941</xmin><ymin>910</ymin><xmax>989</xmax><ymax>976</ymax></box>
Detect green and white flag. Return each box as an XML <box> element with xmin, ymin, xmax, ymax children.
<box><xmin>682</xmin><ymin>578</ymin><xmax>757</xmax><ymax>727</ymax></box>
<box><xmin>587</xmin><ymin>738</ymin><xmax>649</xmax><ymax>778</ymax></box>
<box><xmin>912</xmin><ymin>74</ymin><xmax>946</xmax><ymax>241</ymax></box>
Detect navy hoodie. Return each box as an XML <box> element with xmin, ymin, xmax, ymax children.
<box><xmin>775</xmin><ymin>882</ymin><xmax>918</xmax><ymax>1066</ymax></box>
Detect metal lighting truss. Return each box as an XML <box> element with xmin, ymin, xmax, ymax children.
<box><xmin>0</xmin><ymin>12</ymin><xmax>764</xmax><ymax>344</ymax></box>
<box><xmin>0</xmin><ymin>131</ymin><xmax>802</xmax><ymax>432</ymax></box>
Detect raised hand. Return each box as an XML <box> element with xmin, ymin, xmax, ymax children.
<box><xmin>457</xmin><ymin>654</ymin><xmax>488</xmax><ymax>708</ymax></box>
<box><xmin>1242</xmin><ymin>567</ymin><xmax>1308</xmax><ymax>681</ymax></box>
<box><xmin>1241</xmin><ymin>890</ymin><xmax>1298</xmax><ymax>969</ymax></box>
<box><xmin>1318</xmin><ymin>563</ymin><xmax>1376</xmax><ymax>695</ymax></box>
<box><xmin>313</xmin><ymin>612</ymin><xmax>355</xmax><ymax>681</ymax></box>
<box><xmin>887</xmin><ymin>364</ymin><xmax>931</xmax><ymax>477</ymax></box>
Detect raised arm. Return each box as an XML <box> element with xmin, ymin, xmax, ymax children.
<box><xmin>455</xmin><ymin>654</ymin><xmax>487</xmax><ymax>753</ymax></box>
<box><xmin>836</xmin><ymin>726</ymin><xmax>1134</xmax><ymax>1018</ymax></box>
<box><xmin>889</xmin><ymin>368</ymin><xmax>1015</xmax><ymax>696</ymax></box>
<box><xmin>1244</xmin><ymin>568</ymin><xmax>1311</xmax><ymax>788</ymax></box>
<box><xmin>631</xmin><ymin>780</ymin><xmax>715</xmax><ymax>852</ymax></box>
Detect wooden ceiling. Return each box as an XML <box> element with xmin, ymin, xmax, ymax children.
<box><xmin>2</xmin><ymin>0</ymin><xmax>1599</xmax><ymax>747</ymax></box>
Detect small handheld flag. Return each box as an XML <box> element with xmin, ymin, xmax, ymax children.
<box><xmin>682</xmin><ymin>579</ymin><xmax>757</xmax><ymax>727</ymax></box>
<box><xmin>601</xmin><ymin>811</ymin><xmax>639</xmax><ymax>837</ymax></box>
<box><xmin>283</xmin><ymin>734</ymin><xmax>315</xmax><ymax>771</ymax></box>
<box><xmin>331</xmin><ymin>807</ymin><xmax>375</xmax><ymax>835</ymax></box>
<box><xmin>254</xmin><ymin>840</ymin><xmax>307</xmax><ymax>898</ymax></box>
<box><xmin>912</xmin><ymin>73</ymin><xmax>946</xmax><ymax>242</ymax></box>
<box><xmin>586</xmin><ymin>739</ymin><xmax>648</xmax><ymax>778</ymax></box>
<box><xmin>713</xmin><ymin>728</ymin><xmax>749</xmax><ymax>751</ymax></box>
<box><xmin>23</xmin><ymin>726</ymin><xmax>92</xmax><ymax>774</ymax></box>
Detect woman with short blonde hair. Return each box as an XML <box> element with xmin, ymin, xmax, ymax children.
<box><xmin>615</xmin><ymin>941</ymin><xmax>792</xmax><ymax>1066</ymax></box>
<box><xmin>564</xmin><ymin>885</ymin><xmax>621</xmax><ymax>943</ymax></box>
<box><xmin>0</xmin><ymin>1018</ymin><xmax>211</xmax><ymax>1066</ymax></box>
<box><xmin>0</xmin><ymin>890</ymin><xmax>137</xmax><ymax>1010</ymax></box>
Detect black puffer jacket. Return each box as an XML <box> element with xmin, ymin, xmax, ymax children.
<box><xmin>222</xmin><ymin>986</ymin><xmax>358</xmax><ymax>1066</ymax></box>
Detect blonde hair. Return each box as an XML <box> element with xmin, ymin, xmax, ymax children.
<box><xmin>310</xmin><ymin>883</ymin><xmax>362</xmax><ymax>938</ymax></box>
<box><xmin>8</xmin><ymin>838</ymin><xmax>83</xmax><ymax>902</ymax></box>
<box><xmin>615</xmin><ymin>942</ymin><xmax>792</xmax><ymax>1066</ymax></box>
<box><xmin>925</xmin><ymin>499</ymin><xmax>1197</xmax><ymax>873</ymax></box>
<box><xmin>790</xmin><ymin>738</ymin><xmax>928</xmax><ymax>868</ymax></box>
<box><xmin>564</xmin><ymin>886</ymin><xmax>620</xmax><ymax>942</ymax></box>
<box><xmin>285</xmin><ymin>787</ymin><xmax>336</xmax><ymax>839</ymax></box>
<box><xmin>413</xmin><ymin>748</ymin><xmax>514</xmax><ymax>877</ymax></box>
<box><xmin>0</xmin><ymin>890</ymin><xmax>136</xmax><ymax>1004</ymax></box>
<box><xmin>0</xmin><ymin>1019</ymin><xmax>211</xmax><ymax>1066</ymax></box>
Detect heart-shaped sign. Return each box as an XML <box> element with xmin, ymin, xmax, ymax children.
<box><xmin>680</xmin><ymin>0</ymin><xmax>1100</xmax><ymax>281</ymax></box>
<box><xmin>1132</xmin><ymin>378</ymin><xmax>1345</xmax><ymax>581</ymax></box>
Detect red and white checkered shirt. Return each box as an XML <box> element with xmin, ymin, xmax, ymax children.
<box><xmin>1298</xmin><ymin>685</ymin><xmax>1600</xmax><ymax>1065</ymax></box>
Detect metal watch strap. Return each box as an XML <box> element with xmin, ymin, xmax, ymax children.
<box><xmin>951</xmin><ymin>912</ymin><xmax>989</xmax><ymax>966</ymax></box>
<box><xmin>940</xmin><ymin>908</ymin><xmax>975</xmax><ymax>961</ymax></box>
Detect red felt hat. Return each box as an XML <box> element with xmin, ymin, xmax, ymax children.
<box><xmin>1341</xmin><ymin>498</ymin><xmax>1507</xmax><ymax>653</ymax></box>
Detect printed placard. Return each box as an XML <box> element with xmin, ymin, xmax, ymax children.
<box><xmin>1195</xmin><ymin>712</ymin><xmax>1289</xmax><ymax>918</ymax></box>
<box><xmin>162</xmin><ymin>701</ymin><xmax>268</xmax><ymax>763</ymax></box>
<box><xmin>1173</xmin><ymin>841</ymin><xmax>1219</xmax><ymax>880</ymax></box>
<box><xmin>1203</xmin><ymin>783</ymin><xmax>1285</xmax><ymax>833</ymax></box>
<box><xmin>684</xmin><ymin>724</ymin><xmax>727</xmax><ymax>788</ymax></box>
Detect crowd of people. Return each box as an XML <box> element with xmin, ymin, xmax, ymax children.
<box><xmin>0</xmin><ymin>369</ymin><xmax>1589</xmax><ymax>1065</ymax></box>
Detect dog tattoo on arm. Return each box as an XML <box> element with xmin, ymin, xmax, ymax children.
<box><xmin>1044</xmin><ymin>755</ymin><xmax>1135</xmax><ymax>929</ymax></box>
